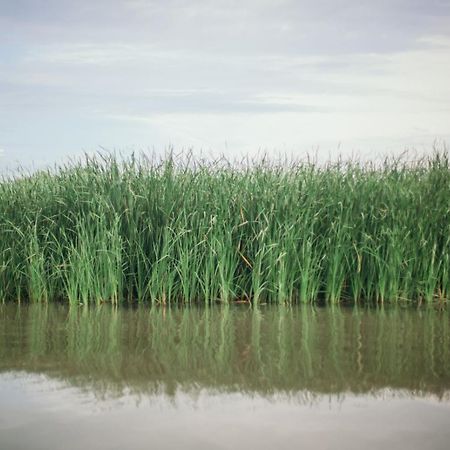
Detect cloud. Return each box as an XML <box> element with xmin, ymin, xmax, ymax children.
<box><xmin>3</xmin><ymin>0</ymin><xmax>450</xmax><ymax>55</ymax></box>
<box><xmin>1</xmin><ymin>0</ymin><xmax>450</xmax><ymax>168</ymax></box>
<box><xmin>23</xmin><ymin>44</ymin><xmax>140</xmax><ymax>65</ymax></box>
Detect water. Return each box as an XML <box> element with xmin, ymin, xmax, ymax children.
<box><xmin>1</xmin><ymin>304</ymin><xmax>449</xmax><ymax>449</ymax></box>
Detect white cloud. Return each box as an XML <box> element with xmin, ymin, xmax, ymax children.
<box><xmin>23</xmin><ymin>43</ymin><xmax>157</xmax><ymax>65</ymax></box>
<box><xmin>1</xmin><ymin>1</ymin><xmax>450</xmax><ymax>167</ymax></box>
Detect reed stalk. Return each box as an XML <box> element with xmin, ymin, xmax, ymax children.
<box><xmin>0</xmin><ymin>151</ymin><xmax>448</xmax><ymax>304</ymax></box>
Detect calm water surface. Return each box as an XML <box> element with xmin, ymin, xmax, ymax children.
<box><xmin>1</xmin><ymin>304</ymin><xmax>449</xmax><ymax>449</ymax></box>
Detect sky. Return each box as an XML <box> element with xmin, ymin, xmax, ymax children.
<box><xmin>1</xmin><ymin>0</ymin><xmax>450</xmax><ymax>170</ymax></box>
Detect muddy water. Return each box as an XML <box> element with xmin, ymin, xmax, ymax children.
<box><xmin>1</xmin><ymin>304</ymin><xmax>449</xmax><ymax>449</ymax></box>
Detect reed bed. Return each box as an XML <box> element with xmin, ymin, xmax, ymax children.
<box><xmin>0</xmin><ymin>151</ymin><xmax>448</xmax><ymax>304</ymax></box>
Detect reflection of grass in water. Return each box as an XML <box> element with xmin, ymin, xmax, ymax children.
<box><xmin>0</xmin><ymin>151</ymin><xmax>449</xmax><ymax>304</ymax></box>
<box><xmin>1</xmin><ymin>304</ymin><xmax>450</xmax><ymax>399</ymax></box>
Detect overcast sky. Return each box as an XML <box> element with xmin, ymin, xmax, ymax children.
<box><xmin>1</xmin><ymin>0</ymin><xmax>450</xmax><ymax>170</ymax></box>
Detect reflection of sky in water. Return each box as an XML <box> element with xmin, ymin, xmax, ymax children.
<box><xmin>1</xmin><ymin>372</ymin><xmax>450</xmax><ymax>450</ymax></box>
<box><xmin>2</xmin><ymin>303</ymin><xmax>450</xmax><ymax>449</ymax></box>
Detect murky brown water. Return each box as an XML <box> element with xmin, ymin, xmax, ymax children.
<box><xmin>1</xmin><ymin>304</ymin><xmax>449</xmax><ymax>449</ymax></box>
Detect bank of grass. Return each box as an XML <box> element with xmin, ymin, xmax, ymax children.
<box><xmin>0</xmin><ymin>151</ymin><xmax>448</xmax><ymax>305</ymax></box>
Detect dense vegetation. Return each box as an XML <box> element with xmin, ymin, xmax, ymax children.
<box><xmin>0</xmin><ymin>151</ymin><xmax>448</xmax><ymax>304</ymax></box>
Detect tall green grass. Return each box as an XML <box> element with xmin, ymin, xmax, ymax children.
<box><xmin>0</xmin><ymin>151</ymin><xmax>448</xmax><ymax>304</ymax></box>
